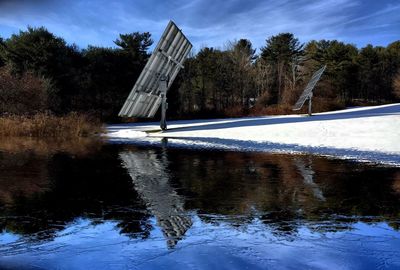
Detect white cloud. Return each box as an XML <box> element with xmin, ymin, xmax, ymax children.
<box><xmin>0</xmin><ymin>0</ymin><xmax>399</xmax><ymax>50</ymax></box>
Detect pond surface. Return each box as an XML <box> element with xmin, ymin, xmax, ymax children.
<box><xmin>0</xmin><ymin>139</ymin><xmax>399</xmax><ymax>269</ymax></box>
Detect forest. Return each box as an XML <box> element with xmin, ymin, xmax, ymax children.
<box><xmin>0</xmin><ymin>26</ymin><xmax>400</xmax><ymax>122</ymax></box>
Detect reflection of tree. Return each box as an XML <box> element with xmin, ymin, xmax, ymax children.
<box><xmin>120</xmin><ymin>148</ymin><xmax>192</xmax><ymax>248</ymax></box>
<box><xmin>0</xmin><ymin>151</ymin><xmax>50</xmax><ymax>204</ymax></box>
<box><xmin>393</xmin><ymin>172</ymin><xmax>400</xmax><ymax>194</ymax></box>
<box><xmin>167</xmin><ymin>150</ymin><xmax>400</xmax><ymax>233</ymax></box>
<box><xmin>0</xmin><ymin>145</ymin><xmax>151</xmax><ymax>242</ymax></box>
<box><xmin>1</xmin><ymin>144</ymin><xmax>400</xmax><ymax>247</ymax></box>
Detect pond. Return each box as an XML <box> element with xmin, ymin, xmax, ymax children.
<box><xmin>0</xmin><ymin>138</ymin><xmax>399</xmax><ymax>269</ymax></box>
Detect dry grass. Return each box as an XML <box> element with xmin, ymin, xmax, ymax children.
<box><xmin>249</xmin><ymin>104</ymin><xmax>294</xmax><ymax>116</ymax></box>
<box><xmin>250</xmin><ymin>98</ymin><xmax>345</xmax><ymax>116</ymax></box>
<box><xmin>0</xmin><ymin>112</ymin><xmax>104</xmax><ymax>137</ymax></box>
<box><xmin>0</xmin><ymin>136</ymin><xmax>103</xmax><ymax>156</ymax></box>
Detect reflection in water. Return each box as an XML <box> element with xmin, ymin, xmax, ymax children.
<box><xmin>393</xmin><ymin>172</ymin><xmax>400</xmax><ymax>194</ymax></box>
<box><xmin>0</xmin><ymin>137</ymin><xmax>103</xmax><ymax>156</ymax></box>
<box><xmin>0</xmin><ymin>143</ymin><xmax>151</xmax><ymax>246</ymax></box>
<box><xmin>0</xmin><ymin>151</ymin><xmax>50</xmax><ymax>204</ymax></box>
<box><xmin>120</xmin><ymin>148</ymin><xmax>192</xmax><ymax>248</ymax></box>
<box><xmin>0</xmin><ymin>142</ymin><xmax>399</xmax><ymax>269</ymax></box>
<box><xmin>294</xmin><ymin>157</ymin><xmax>325</xmax><ymax>201</ymax></box>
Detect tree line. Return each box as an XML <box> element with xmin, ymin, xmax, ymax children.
<box><xmin>0</xmin><ymin>27</ymin><xmax>399</xmax><ymax>121</ymax></box>
<box><xmin>0</xmin><ymin>27</ymin><xmax>152</xmax><ymax>121</ymax></box>
<box><xmin>176</xmin><ymin>35</ymin><xmax>400</xmax><ymax>118</ymax></box>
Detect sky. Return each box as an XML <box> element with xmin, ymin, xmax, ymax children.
<box><xmin>0</xmin><ymin>0</ymin><xmax>399</xmax><ymax>53</ymax></box>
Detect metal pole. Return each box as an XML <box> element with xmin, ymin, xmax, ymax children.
<box><xmin>160</xmin><ymin>77</ymin><xmax>168</xmax><ymax>130</ymax></box>
<box><xmin>308</xmin><ymin>93</ymin><xmax>313</xmax><ymax>116</ymax></box>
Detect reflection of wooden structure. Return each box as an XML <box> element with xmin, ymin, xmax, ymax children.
<box><xmin>119</xmin><ymin>150</ymin><xmax>192</xmax><ymax>248</ymax></box>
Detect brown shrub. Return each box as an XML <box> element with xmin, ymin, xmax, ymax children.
<box><xmin>250</xmin><ymin>98</ymin><xmax>345</xmax><ymax>116</ymax></box>
<box><xmin>281</xmin><ymin>87</ymin><xmax>299</xmax><ymax>106</ymax></box>
<box><xmin>250</xmin><ymin>104</ymin><xmax>293</xmax><ymax>116</ymax></box>
<box><xmin>224</xmin><ymin>106</ymin><xmax>245</xmax><ymax>117</ymax></box>
<box><xmin>0</xmin><ymin>112</ymin><xmax>103</xmax><ymax>137</ymax></box>
<box><xmin>310</xmin><ymin>97</ymin><xmax>345</xmax><ymax>112</ymax></box>
<box><xmin>255</xmin><ymin>91</ymin><xmax>271</xmax><ymax>108</ymax></box>
<box><xmin>0</xmin><ymin>66</ymin><xmax>50</xmax><ymax>114</ymax></box>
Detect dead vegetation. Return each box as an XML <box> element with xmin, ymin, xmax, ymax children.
<box><xmin>0</xmin><ymin>113</ymin><xmax>104</xmax><ymax>137</ymax></box>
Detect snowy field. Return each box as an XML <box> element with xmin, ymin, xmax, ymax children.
<box><xmin>107</xmin><ymin>103</ymin><xmax>400</xmax><ymax>165</ymax></box>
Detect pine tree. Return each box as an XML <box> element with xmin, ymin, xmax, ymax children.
<box><xmin>260</xmin><ymin>33</ymin><xmax>303</xmax><ymax>103</ymax></box>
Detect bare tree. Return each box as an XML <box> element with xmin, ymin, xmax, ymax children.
<box><xmin>283</xmin><ymin>55</ymin><xmax>305</xmax><ymax>104</ymax></box>
<box><xmin>254</xmin><ymin>59</ymin><xmax>273</xmax><ymax>106</ymax></box>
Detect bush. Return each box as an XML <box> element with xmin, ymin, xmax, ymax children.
<box><xmin>0</xmin><ymin>66</ymin><xmax>51</xmax><ymax>114</ymax></box>
<box><xmin>223</xmin><ymin>106</ymin><xmax>245</xmax><ymax>117</ymax></box>
<box><xmin>249</xmin><ymin>98</ymin><xmax>345</xmax><ymax>116</ymax></box>
<box><xmin>250</xmin><ymin>104</ymin><xmax>293</xmax><ymax>116</ymax></box>
<box><xmin>0</xmin><ymin>113</ymin><xmax>103</xmax><ymax>137</ymax></box>
<box><xmin>254</xmin><ymin>91</ymin><xmax>271</xmax><ymax>108</ymax></box>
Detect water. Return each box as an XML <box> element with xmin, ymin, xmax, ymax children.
<box><xmin>0</xmin><ymin>138</ymin><xmax>399</xmax><ymax>269</ymax></box>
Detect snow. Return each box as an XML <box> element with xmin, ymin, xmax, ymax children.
<box><xmin>107</xmin><ymin>129</ymin><xmax>147</xmax><ymax>138</ymax></box>
<box><xmin>107</xmin><ymin>103</ymin><xmax>400</xmax><ymax>165</ymax></box>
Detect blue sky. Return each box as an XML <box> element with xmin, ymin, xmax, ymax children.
<box><xmin>0</xmin><ymin>0</ymin><xmax>399</xmax><ymax>53</ymax></box>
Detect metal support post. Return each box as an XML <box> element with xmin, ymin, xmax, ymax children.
<box><xmin>160</xmin><ymin>77</ymin><xmax>168</xmax><ymax>130</ymax></box>
<box><xmin>308</xmin><ymin>93</ymin><xmax>313</xmax><ymax>116</ymax></box>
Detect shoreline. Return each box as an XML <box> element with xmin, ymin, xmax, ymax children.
<box><xmin>107</xmin><ymin>103</ymin><xmax>400</xmax><ymax>166</ymax></box>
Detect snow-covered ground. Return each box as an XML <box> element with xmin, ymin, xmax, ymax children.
<box><xmin>107</xmin><ymin>103</ymin><xmax>400</xmax><ymax>165</ymax></box>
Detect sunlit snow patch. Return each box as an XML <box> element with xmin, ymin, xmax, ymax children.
<box><xmin>106</xmin><ymin>103</ymin><xmax>400</xmax><ymax>165</ymax></box>
<box><xmin>107</xmin><ymin>129</ymin><xmax>147</xmax><ymax>139</ymax></box>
